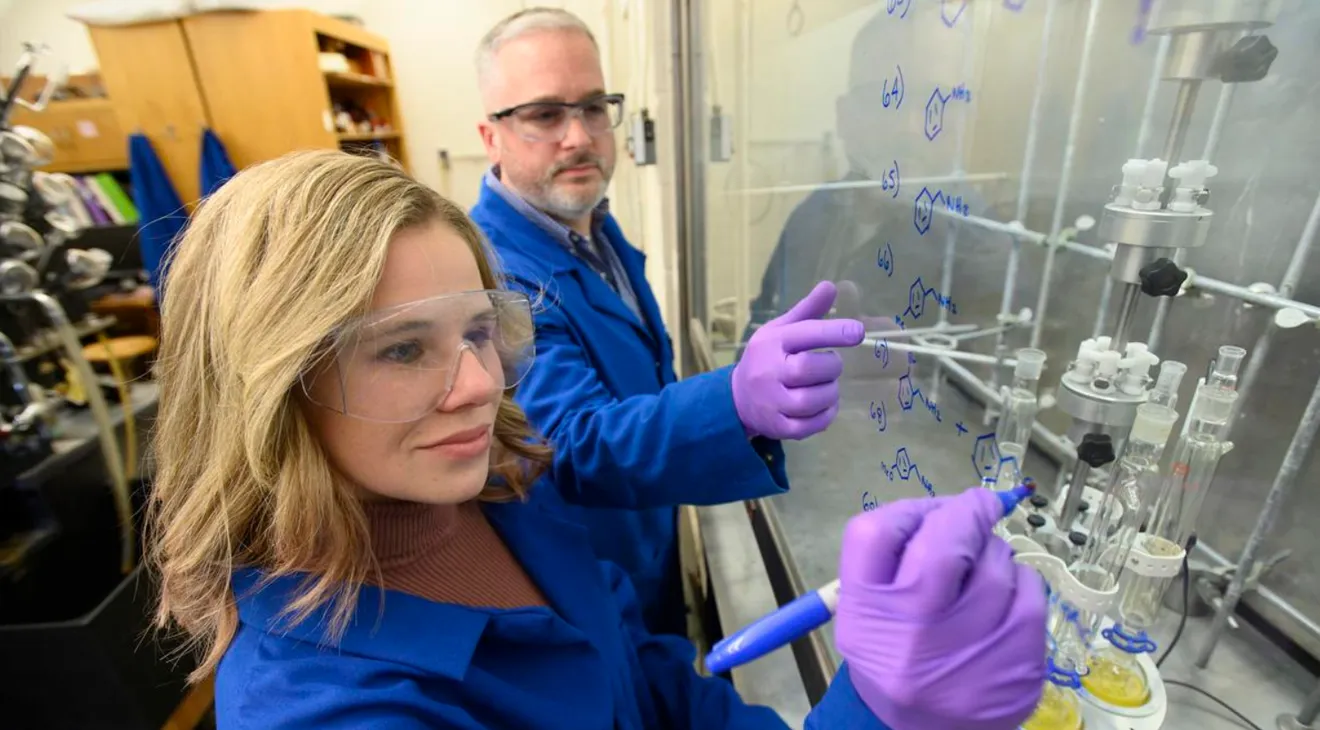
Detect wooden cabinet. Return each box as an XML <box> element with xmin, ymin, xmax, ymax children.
<box><xmin>87</xmin><ymin>20</ymin><xmax>210</xmax><ymax>204</ymax></box>
<box><xmin>74</xmin><ymin>8</ymin><xmax>408</xmax><ymax>204</ymax></box>
<box><xmin>9</xmin><ymin>98</ymin><xmax>128</xmax><ymax>175</ymax></box>
<box><xmin>180</xmin><ymin>9</ymin><xmax>409</xmax><ymax>170</ymax></box>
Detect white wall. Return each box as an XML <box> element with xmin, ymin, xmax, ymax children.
<box><xmin>0</xmin><ymin>0</ymin><xmax>101</xmax><ymax>72</ymax></box>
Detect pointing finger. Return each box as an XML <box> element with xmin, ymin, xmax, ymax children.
<box><xmin>770</xmin><ymin>281</ymin><xmax>838</xmax><ymax>326</ymax></box>
<box><xmin>779</xmin><ymin>319</ymin><xmax>866</xmax><ymax>354</ymax></box>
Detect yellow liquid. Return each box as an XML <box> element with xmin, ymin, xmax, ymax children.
<box><xmin>1022</xmin><ymin>683</ymin><xmax>1083</xmax><ymax>730</ymax></box>
<box><xmin>1081</xmin><ymin>651</ymin><xmax>1150</xmax><ymax>708</ymax></box>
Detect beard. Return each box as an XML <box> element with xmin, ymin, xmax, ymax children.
<box><xmin>511</xmin><ymin>150</ymin><xmax>615</xmax><ymax>222</ymax></box>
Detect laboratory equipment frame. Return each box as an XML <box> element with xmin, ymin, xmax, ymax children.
<box><xmin>667</xmin><ymin>0</ymin><xmax>1320</xmax><ymax>723</ymax></box>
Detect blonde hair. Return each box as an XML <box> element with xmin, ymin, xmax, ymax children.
<box><xmin>149</xmin><ymin>150</ymin><xmax>551</xmax><ymax>681</ymax></box>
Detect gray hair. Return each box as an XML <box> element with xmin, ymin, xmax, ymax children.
<box><xmin>475</xmin><ymin>7</ymin><xmax>599</xmax><ymax>93</ymax></box>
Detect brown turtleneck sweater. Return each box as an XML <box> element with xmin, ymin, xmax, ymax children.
<box><xmin>364</xmin><ymin>499</ymin><xmax>547</xmax><ymax>609</ymax></box>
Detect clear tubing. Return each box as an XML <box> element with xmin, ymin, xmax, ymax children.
<box><xmin>1150</xmin><ymin>360</ymin><xmax>1188</xmax><ymax>408</ymax></box>
<box><xmin>1209</xmin><ymin>345</ymin><xmax>1246</xmax><ymax>389</ymax></box>
<box><xmin>1119</xmin><ymin>536</ymin><xmax>1184</xmax><ymax>633</ymax></box>
<box><xmin>1075</xmin><ymin>401</ymin><xmax>1180</xmax><ymax>576</ymax></box>
<box><xmin>994</xmin><ymin>349</ymin><xmax>1047</xmax><ymax>489</ymax></box>
<box><xmin>1147</xmin><ymin>383</ymin><xmax>1237</xmax><ymax>546</ymax></box>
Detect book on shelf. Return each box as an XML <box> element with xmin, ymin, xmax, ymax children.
<box><xmin>64</xmin><ymin>173</ymin><xmax>139</xmax><ymax>228</ymax></box>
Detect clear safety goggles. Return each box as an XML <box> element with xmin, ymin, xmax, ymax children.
<box><xmin>302</xmin><ymin>290</ymin><xmax>535</xmax><ymax>423</ymax></box>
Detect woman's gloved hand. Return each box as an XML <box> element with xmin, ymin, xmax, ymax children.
<box><xmin>836</xmin><ymin>488</ymin><xmax>1048</xmax><ymax>730</ymax></box>
<box><xmin>731</xmin><ymin>281</ymin><xmax>865</xmax><ymax>440</ymax></box>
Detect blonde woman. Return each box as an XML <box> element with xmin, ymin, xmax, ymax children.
<box><xmin>150</xmin><ymin>150</ymin><xmax>1046</xmax><ymax>730</ymax></box>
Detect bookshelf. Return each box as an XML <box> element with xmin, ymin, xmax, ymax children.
<box><xmin>177</xmin><ymin>9</ymin><xmax>410</xmax><ymax>171</ymax></box>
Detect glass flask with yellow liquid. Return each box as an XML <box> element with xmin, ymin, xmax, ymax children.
<box><xmin>1080</xmin><ymin>625</ymin><xmax>1156</xmax><ymax>707</ymax></box>
<box><xmin>1081</xmin><ymin>645</ymin><xmax>1150</xmax><ymax>707</ymax></box>
<box><xmin>1022</xmin><ymin>681</ymin><xmax>1084</xmax><ymax>730</ymax></box>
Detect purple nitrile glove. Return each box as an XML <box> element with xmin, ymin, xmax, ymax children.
<box><xmin>732</xmin><ymin>281</ymin><xmax>865</xmax><ymax>440</ymax></box>
<box><xmin>836</xmin><ymin>488</ymin><xmax>1048</xmax><ymax>730</ymax></box>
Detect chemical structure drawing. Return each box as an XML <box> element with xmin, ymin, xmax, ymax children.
<box><xmin>924</xmin><ymin>90</ymin><xmax>945</xmax><ymax>142</ymax></box>
<box><xmin>972</xmin><ymin>433</ymin><xmax>1000</xmax><ymax>479</ymax></box>
<box><xmin>970</xmin><ymin>432</ymin><xmax>1022</xmax><ymax>482</ymax></box>
<box><xmin>903</xmin><ymin>276</ymin><xmax>957</xmax><ymax>322</ymax></box>
<box><xmin>876</xmin><ymin>241</ymin><xmax>895</xmax><ymax>278</ymax></box>
<box><xmin>897</xmin><ymin>367</ymin><xmax>943</xmax><ymax>423</ymax></box>
<box><xmin>869</xmin><ymin>400</ymin><xmax>887</xmax><ymax>432</ymax></box>
<box><xmin>913</xmin><ymin>186</ymin><xmax>971</xmax><ymax>235</ymax></box>
<box><xmin>941</xmin><ymin>0</ymin><xmax>969</xmax><ymax>27</ymax></box>
<box><xmin>880</xmin><ymin>447</ymin><xmax>936</xmax><ymax>496</ymax></box>
<box><xmin>956</xmin><ymin>421</ymin><xmax>968</xmax><ymax>436</ymax></box>
<box><xmin>886</xmin><ymin>0</ymin><xmax>912</xmax><ymax>19</ymax></box>
<box><xmin>924</xmin><ymin>84</ymin><xmax>973</xmax><ymax>142</ymax></box>
<box><xmin>914</xmin><ymin>187</ymin><xmax>935</xmax><ymax>234</ymax></box>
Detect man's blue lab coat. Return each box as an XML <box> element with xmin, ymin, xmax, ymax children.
<box><xmin>471</xmin><ymin>179</ymin><xmax>790</xmax><ymax>634</ymax></box>
<box><xmin>216</xmin><ymin>492</ymin><xmax>885</xmax><ymax>729</ymax></box>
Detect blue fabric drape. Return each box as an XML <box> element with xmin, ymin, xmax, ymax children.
<box><xmin>128</xmin><ymin>133</ymin><xmax>186</xmax><ymax>293</ymax></box>
<box><xmin>200</xmin><ymin>128</ymin><xmax>237</xmax><ymax>197</ymax></box>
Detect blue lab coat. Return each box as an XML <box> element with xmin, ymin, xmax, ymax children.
<box><xmin>215</xmin><ymin>491</ymin><xmax>885</xmax><ymax>729</ymax></box>
<box><xmin>471</xmin><ymin>179</ymin><xmax>790</xmax><ymax>634</ymax></box>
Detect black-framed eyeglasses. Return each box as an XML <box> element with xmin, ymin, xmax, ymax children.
<box><xmin>488</xmin><ymin>93</ymin><xmax>626</xmax><ymax>143</ymax></box>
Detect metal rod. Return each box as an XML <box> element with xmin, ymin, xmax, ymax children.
<box><xmin>1195</xmin><ymin>372</ymin><xmax>1320</xmax><ymax>667</ymax></box>
<box><xmin>993</xmin><ymin>0</ymin><xmax>1059</xmax><ymax>392</ymax></box>
<box><xmin>1112</xmin><ymin>283</ymin><xmax>1142</xmax><ymax>351</ymax></box>
<box><xmin>733</xmin><ymin>172</ymin><xmax>1008</xmax><ymax>197</ymax></box>
<box><xmin>1058</xmin><ymin>457</ymin><xmax>1093</xmax><ymax>529</ymax></box>
<box><xmin>1291</xmin><ymin>679</ymin><xmax>1320</xmax><ymax>725</ymax></box>
<box><xmin>864</xmin><ymin>323</ymin><xmax>978</xmax><ymax>340</ymax></box>
<box><xmin>1233</xmin><ymin>191</ymin><xmax>1320</xmax><ymax>425</ymax></box>
<box><xmin>1098</xmin><ymin>36</ymin><xmax>1170</xmax><ymax>340</ymax></box>
<box><xmin>1148</xmin><ymin>79</ymin><xmax>1208</xmax><ymax>351</ymax></box>
<box><xmin>1192</xmin><ymin>272</ymin><xmax>1320</xmax><ymax>320</ymax></box>
<box><xmin>1092</xmin><ymin>279</ymin><xmax>1114</xmax><ymax>338</ymax></box>
<box><xmin>1030</xmin><ymin>0</ymin><xmax>1104</xmax><ymax>348</ymax></box>
<box><xmin>1201</xmin><ymin>83</ymin><xmax>1237</xmax><ymax>161</ymax></box>
<box><xmin>937</xmin><ymin>210</ymin><xmax>1320</xmax><ymax>318</ymax></box>
<box><xmin>862</xmin><ymin>337</ymin><xmax>1018</xmax><ymax>367</ymax></box>
<box><xmin>1133</xmin><ymin>35</ymin><xmax>1172</xmax><ymax>158</ymax></box>
<box><xmin>932</xmin><ymin>11</ymin><xmax>982</xmax><ymax>406</ymax></box>
<box><xmin>1161</xmin><ymin>80</ymin><xmax>1202</xmax><ymax>171</ymax></box>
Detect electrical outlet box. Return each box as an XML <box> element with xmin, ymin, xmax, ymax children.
<box><xmin>710</xmin><ymin>105</ymin><xmax>733</xmax><ymax>162</ymax></box>
<box><xmin>630</xmin><ymin>109</ymin><xmax>657</xmax><ymax>166</ymax></box>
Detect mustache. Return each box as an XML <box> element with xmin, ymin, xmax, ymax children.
<box><xmin>547</xmin><ymin>154</ymin><xmax>605</xmax><ymax>177</ymax></box>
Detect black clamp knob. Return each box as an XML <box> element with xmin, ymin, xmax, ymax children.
<box><xmin>1077</xmin><ymin>433</ymin><xmax>1116</xmax><ymax>468</ymax></box>
<box><xmin>1069</xmin><ymin>531</ymin><xmax>1089</xmax><ymax>547</ymax></box>
<box><xmin>1078</xmin><ymin>500</ymin><xmax>1090</xmax><ymax>514</ymax></box>
<box><xmin>1027</xmin><ymin>514</ymin><xmax>1047</xmax><ymax>529</ymax></box>
<box><xmin>1214</xmin><ymin>35</ymin><xmax>1279</xmax><ymax>84</ymax></box>
<box><xmin>1029</xmin><ymin>494</ymin><xmax>1049</xmax><ymax>509</ymax></box>
<box><xmin>1139</xmin><ymin>258</ymin><xmax>1188</xmax><ymax>298</ymax></box>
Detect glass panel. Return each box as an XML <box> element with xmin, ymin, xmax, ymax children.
<box><xmin>696</xmin><ymin>0</ymin><xmax>1320</xmax><ymax>664</ymax></box>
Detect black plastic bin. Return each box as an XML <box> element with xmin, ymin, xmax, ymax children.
<box><xmin>0</xmin><ymin>465</ymin><xmax>196</xmax><ymax>729</ymax></box>
<box><xmin>0</xmin><ymin>564</ymin><xmax>194</xmax><ymax>729</ymax></box>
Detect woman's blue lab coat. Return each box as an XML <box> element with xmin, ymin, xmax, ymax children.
<box><xmin>216</xmin><ymin>490</ymin><xmax>883</xmax><ymax>729</ymax></box>
<box><xmin>471</xmin><ymin>179</ymin><xmax>791</xmax><ymax>634</ymax></box>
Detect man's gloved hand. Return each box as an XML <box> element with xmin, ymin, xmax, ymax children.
<box><xmin>732</xmin><ymin>281</ymin><xmax>865</xmax><ymax>440</ymax></box>
<box><xmin>836</xmin><ymin>488</ymin><xmax>1048</xmax><ymax>730</ymax></box>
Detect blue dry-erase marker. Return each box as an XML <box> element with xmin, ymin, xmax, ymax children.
<box><xmin>704</xmin><ymin>483</ymin><xmax>1036</xmax><ymax>675</ymax></box>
